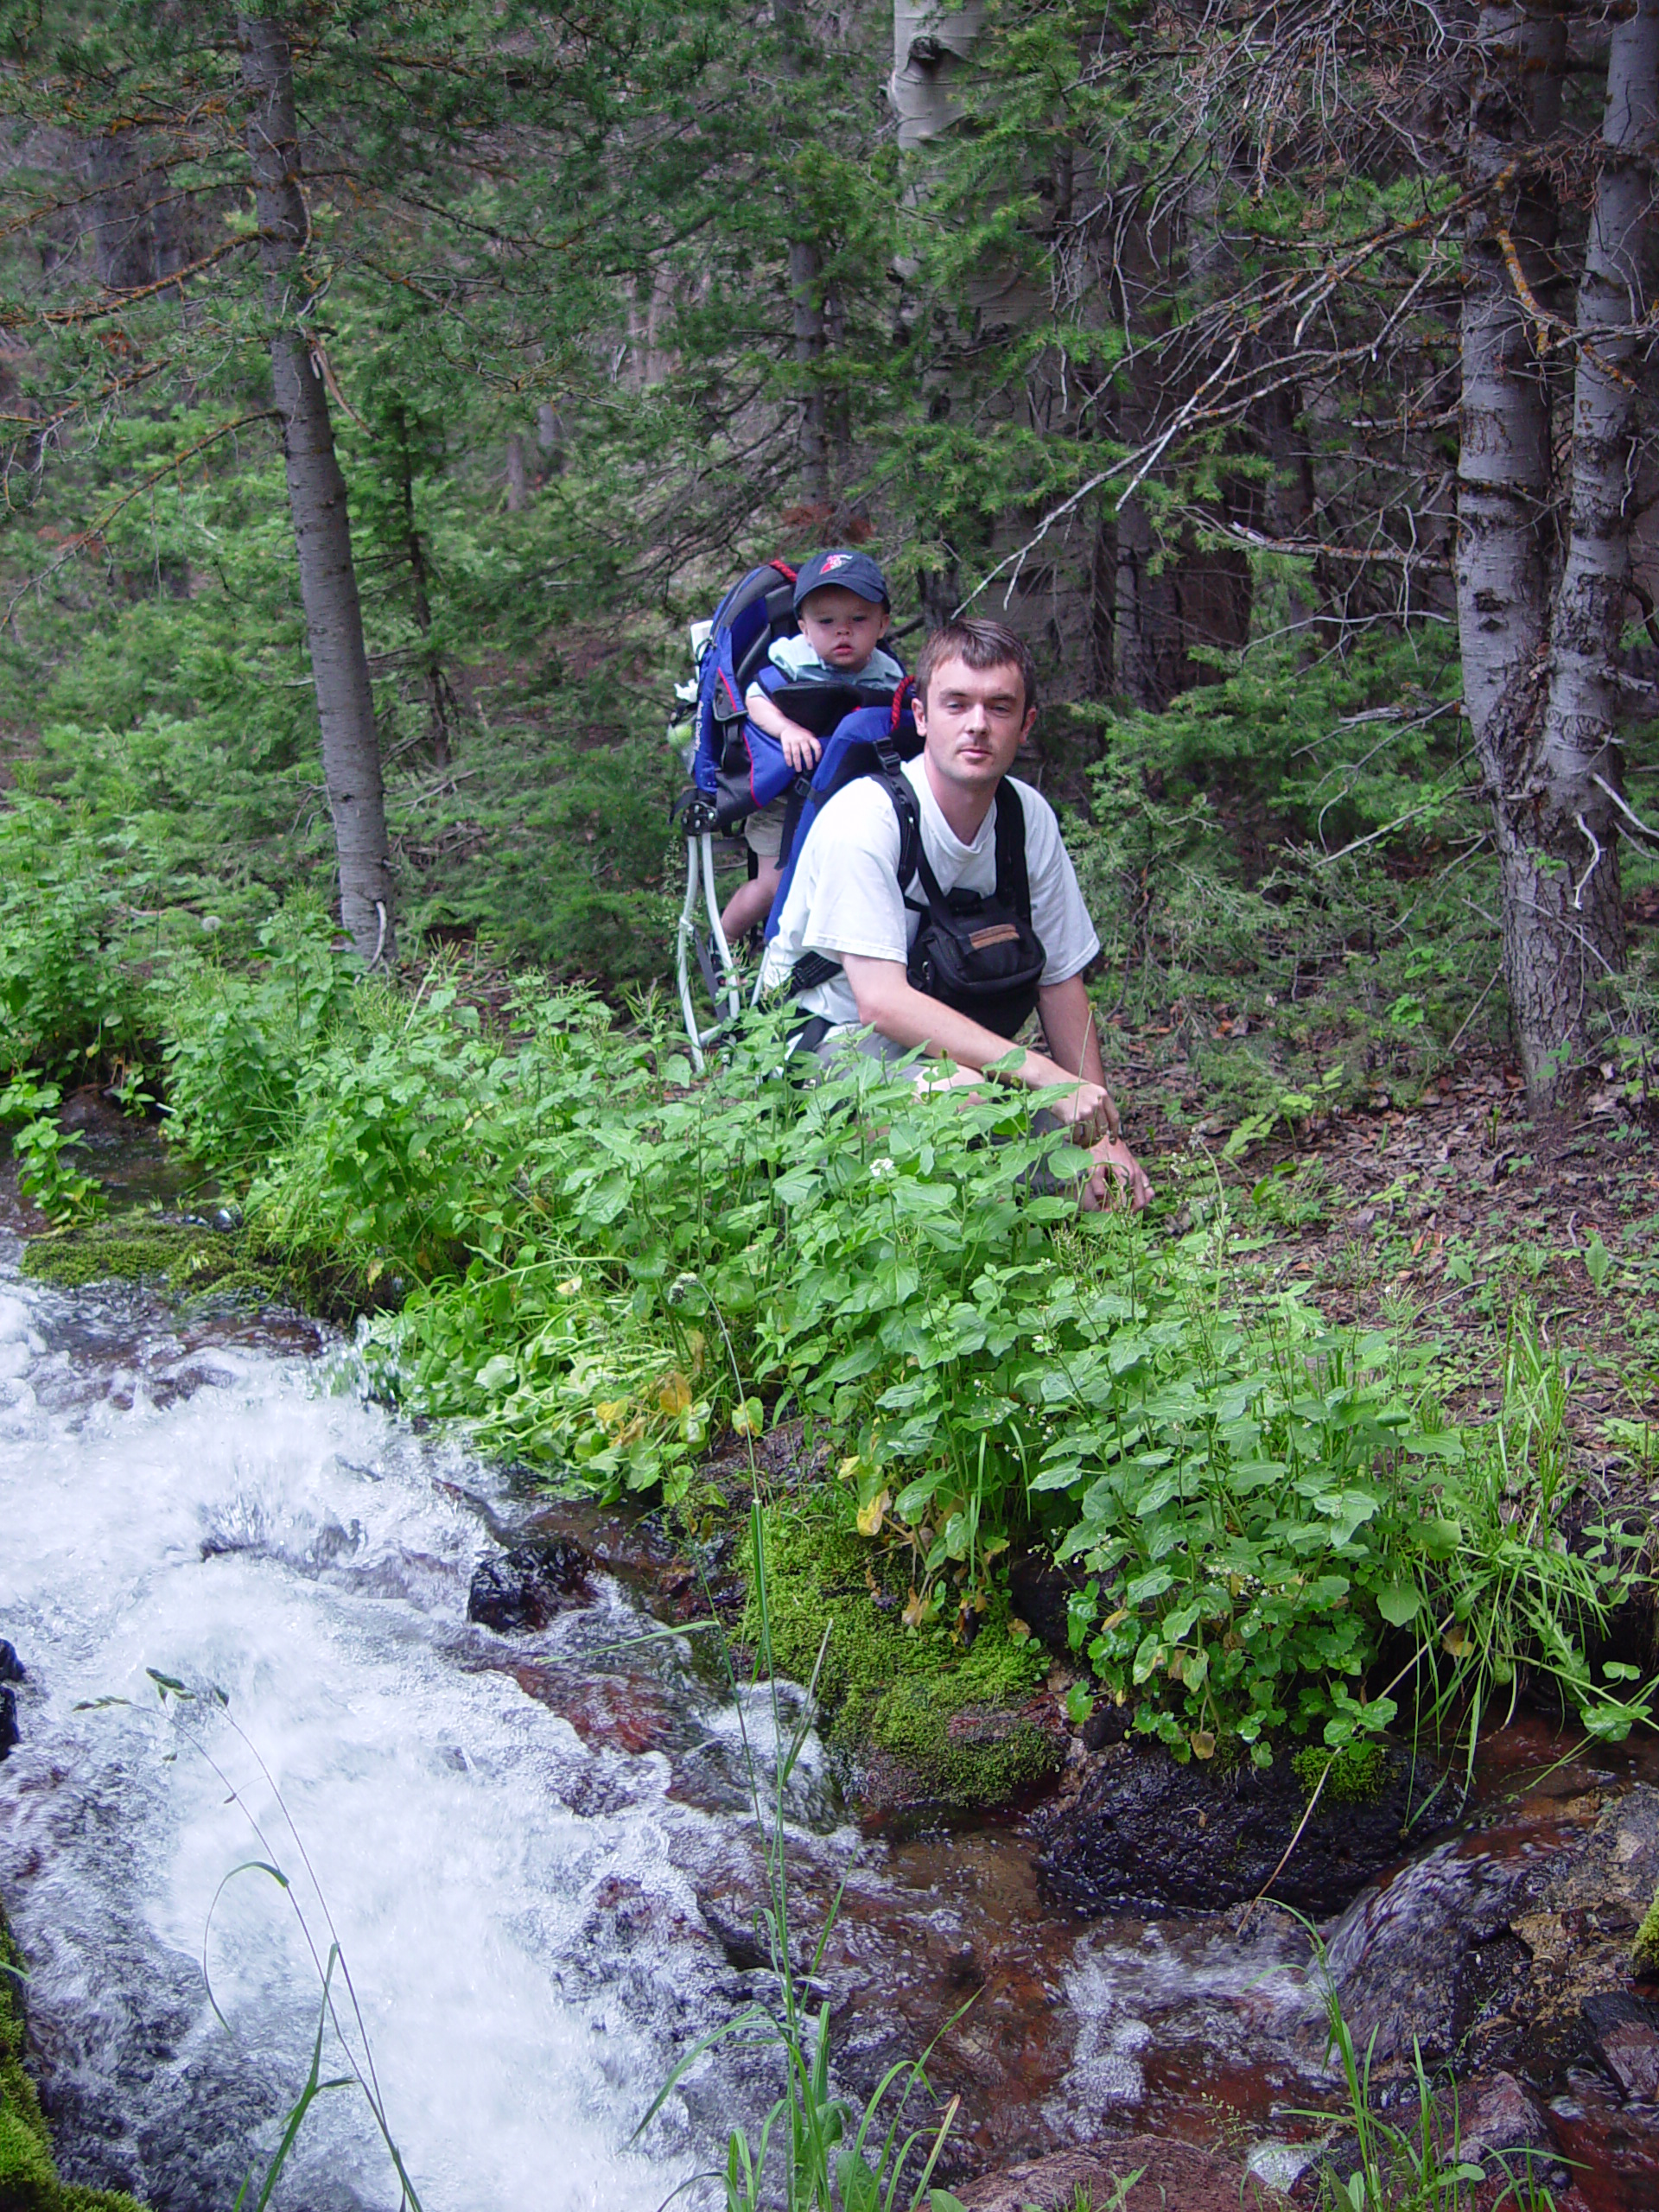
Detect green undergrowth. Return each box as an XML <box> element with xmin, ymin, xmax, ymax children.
<box><xmin>1292</xmin><ymin>1739</ymin><xmax>1389</xmax><ymax>1806</ymax></box>
<box><xmin>1</xmin><ymin>1905</ymin><xmax>144</xmax><ymax>2212</ymax></box>
<box><xmin>5</xmin><ymin>910</ymin><xmax>1646</xmax><ymax>1783</ymax></box>
<box><xmin>746</xmin><ymin>1504</ymin><xmax>1056</xmax><ymax>1806</ymax></box>
<box><xmin>19</xmin><ymin>1213</ymin><xmax>282</xmax><ymax>1306</ymax></box>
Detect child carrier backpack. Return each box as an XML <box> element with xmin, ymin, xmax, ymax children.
<box><xmin>768</xmin><ymin>683</ymin><xmax>1047</xmax><ymax>1047</ymax></box>
<box><xmin>671</xmin><ymin>559</ymin><xmax>903</xmax><ymax>1064</ymax></box>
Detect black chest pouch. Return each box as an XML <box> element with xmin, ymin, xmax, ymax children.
<box><xmin>905</xmin><ymin>785</ymin><xmax>1046</xmax><ymax>1041</ymax></box>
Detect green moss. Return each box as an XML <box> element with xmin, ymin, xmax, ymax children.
<box><xmin>1293</xmin><ymin>1738</ymin><xmax>1389</xmax><ymax>1805</ymax></box>
<box><xmin>2</xmin><ymin>1904</ymin><xmax>143</xmax><ymax>2212</ymax></box>
<box><xmin>1633</xmin><ymin>1883</ymin><xmax>1659</xmax><ymax>1976</ymax></box>
<box><xmin>744</xmin><ymin>1504</ymin><xmax>1057</xmax><ymax>1807</ymax></box>
<box><xmin>20</xmin><ymin>1216</ymin><xmax>277</xmax><ymax>1302</ymax></box>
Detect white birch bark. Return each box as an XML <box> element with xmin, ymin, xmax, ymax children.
<box><xmin>1507</xmin><ymin>0</ymin><xmax>1659</xmax><ymax>1098</ymax></box>
<box><xmin>238</xmin><ymin>10</ymin><xmax>396</xmax><ymax>966</ymax></box>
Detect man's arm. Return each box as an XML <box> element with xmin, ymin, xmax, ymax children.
<box><xmin>842</xmin><ymin>954</ymin><xmax>1101</xmax><ymax>1111</ymax></box>
<box><xmin>1037</xmin><ymin>973</ymin><xmax>1152</xmax><ymax>1209</ymax></box>
<box><xmin>842</xmin><ymin>956</ymin><xmax>1152</xmax><ymax>1209</ymax></box>
<box><xmin>745</xmin><ymin>681</ymin><xmax>821</xmax><ymax>773</ymax></box>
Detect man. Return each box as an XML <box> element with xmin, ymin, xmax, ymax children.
<box><xmin>761</xmin><ymin>616</ymin><xmax>1152</xmax><ymax>1209</ymax></box>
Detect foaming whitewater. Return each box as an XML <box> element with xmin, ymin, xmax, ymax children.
<box><xmin>0</xmin><ymin>1268</ymin><xmax>810</xmax><ymax>2210</ymax></box>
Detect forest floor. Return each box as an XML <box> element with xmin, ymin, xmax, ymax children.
<box><xmin>1115</xmin><ymin>1020</ymin><xmax>1659</xmax><ymax>1535</ymax></box>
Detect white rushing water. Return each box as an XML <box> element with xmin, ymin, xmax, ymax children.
<box><xmin>0</xmin><ymin>1265</ymin><xmax>804</xmax><ymax>2211</ymax></box>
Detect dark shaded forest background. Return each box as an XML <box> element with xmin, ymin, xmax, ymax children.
<box><xmin>3</xmin><ymin>0</ymin><xmax>1658</xmax><ymax>1130</ymax></box>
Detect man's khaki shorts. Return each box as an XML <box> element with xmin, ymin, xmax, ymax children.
<box><xmin>744</xmin><ymin>797</ymin><xmax>787</xmax><ymax>861</ymax></box>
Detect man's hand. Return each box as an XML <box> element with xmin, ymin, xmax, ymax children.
<box><xmin>779</xmin><ymin>720</ymin><xmax>823</xmax><ymax>774</ymax></box>
<box><xmin>1050</xmin><ymin>1079</ymin><xmax>1121</xmax><ymax>1151</ymax></box>
<box><xmin>1081</xmin><ymin>1135</ymin><xmax>1154</xmax><ymax>1213</ymax></box>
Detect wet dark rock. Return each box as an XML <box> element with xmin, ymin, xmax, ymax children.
<box><xmin>1583</xmin><ymin>1992</ymin><xmax>1659</xmax><ymax>2101</ymax></box>
<box><xmin>696</xmin><ymin>1891</ymin><xmax>772</xmax><ymax>1973</ymax></box>
<box><xmin>466</xmin><ymin>1537</ymin><xmax>592</xmax><ymax>1632</ymax></box>
<box><xmin>1004</xmin><ymin>1547</ymin><xmax>1082</xmax><ymax>1653</ymax></box>
<box><xmin>954</xmin><ymin>2138</ymin><xmax>1286</xmax><ymax>2211</ymax></box>
<box><xmin>1508</xmin><ymin>1785</ymin><xmax>1659</xmax><ymax>2049</ymax></box>
<box><xmin>0</xmin><ymin>1637</ymin><xmax>24</xmax><ymax>1682</ymax></box>
<box><xmin>510</xmin><ymin>1662</ymin><xmax>670</xmax><ymax>1753</ymax></box>
<box><xmin>0</xmin><ymin>1681</ymin><xmax>17</xmax><ymax>1760</ymax></box>
<box><xmin>1456</xmin><ymin>2069</ymin><xmax>1554</xmax><ymax>2166</ymax></box>
<box><xmin>1320</xmin><ymin>1836</ymin><xmax>1534</xmax><ymax>2065</ymax></box>
<box><xmin>1035</xmin><ymin>1739</ymin><xmax>1434</xmax><ymax>1916</ymax></box>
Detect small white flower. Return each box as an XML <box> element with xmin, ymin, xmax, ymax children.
<box><xmin>870</xmin><ymin>1156</ymin><xmax>897</xmax><ymax>1181</ymax></box>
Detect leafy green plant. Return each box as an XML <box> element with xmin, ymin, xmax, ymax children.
<box><xmin>0</xmin><ymin>1076</ymin><xmax>105</xmax><ymax>1224</ymax></box>
<box><xmin>149</xmin><ymin>941</ymin><xmax>1652</xmax><ymax>1773</ymax></box>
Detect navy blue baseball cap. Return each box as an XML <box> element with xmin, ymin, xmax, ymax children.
<box><xmin>793</xmin><ymin>549</ymin><xmax>889</xmax><ymax>608</ymax></box>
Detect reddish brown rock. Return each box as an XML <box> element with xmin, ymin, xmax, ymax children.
<box><xmin>952</xmin><ymin>2138</ymin><xmax>1286</xmax><ymax>2212</ymax></box>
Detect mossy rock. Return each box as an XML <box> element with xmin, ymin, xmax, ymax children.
<box><xmin>2</xmin><ymin>1905</ymin><xmax>144</xmax><ymax>2212</ymax></box>
<box><xmin>744</xmin><ymin>1504</ymin><xmax>1061</xmax><ymax>1811</ymax></box>
<box><xmin>1633</xmin><ymin>1881</ymin><xmax>1659</xmax><ymax>1976</ymax></box>
<box><xmin>20</xmin><ymin>1215</ymin><xmax>278</xmax><ymax>1304</ymax></box>
<box><xmin>1292</xmin><ymin>1738</ymin><xmax>1390</xmax><ymax>1806</ymax></box>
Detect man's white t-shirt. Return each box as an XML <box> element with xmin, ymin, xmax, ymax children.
<box><xmin>760</xmin><ymin>754</ymin><xmax>1101</xmax><ymax>1029</ymax></box>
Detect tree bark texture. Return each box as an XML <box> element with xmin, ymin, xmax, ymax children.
<box><xmin>1457</xmin><ymin>0</ymin><xmax>1654</xmax><ymax>1105</ymax></box>
<box><xmin>88</xmin><ymin>130</ymin><xmax>156</xmax><ymax>292</ymax></box>
<box><xmin>1514</xmin><ymin>0</ymin><xmax>1658</xmax><ymax>1095</ymax></box>
<box><xmin>505</xmin><ymin>431</ymin><xmax>528</xmax><ymax>512</ymax></box>
<box><xmin>238</xmin><ymin>10</ymin><xmax>396</xmax><ymax>965</ymax></box>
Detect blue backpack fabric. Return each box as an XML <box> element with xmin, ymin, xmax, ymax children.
<box><xmin>690</xmin><ymin>561</ymin><xmax>799</xmax><ymax>820</ymax></box>
<box><xmin>763</xmin><ymin>683</ymin><xmax>922</xmax><ymax>938</ymax></box>
<box><xmin>686</xmin><ymin>559</ymin><xmax>904</xmax><ymax>833</ymax></box>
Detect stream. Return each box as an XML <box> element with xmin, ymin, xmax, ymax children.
<box><xmin>0</xmin><ymin>1182</ymin><xmax>1654</xmax><ymax>2209</ymax></box>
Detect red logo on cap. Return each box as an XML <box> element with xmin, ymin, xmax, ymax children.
<box><xmin>821</xmin><ymin>553</ymin><xmax>849</xmax><ymax>571</ymax></box>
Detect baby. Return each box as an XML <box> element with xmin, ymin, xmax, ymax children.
<box><xmin>719</xmin><ymin>549</ymin><xmax>905</xmax><ymax>943</ymax></box>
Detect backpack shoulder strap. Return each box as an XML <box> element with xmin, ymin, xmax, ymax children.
<box><xmin>993</xmin><ymin>781</ymin><xmax>1032</xmax><ymax>919</ymax></box>
<box><xmin>880</xmin><ymin>762</ymin><xmax>924</xmax><ymax>902</ymax></box>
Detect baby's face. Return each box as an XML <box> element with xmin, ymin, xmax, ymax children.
<box><xmin>798</xmin><ymin>586</ymin><xmax>891</xmax><ymax>673</ymax></box>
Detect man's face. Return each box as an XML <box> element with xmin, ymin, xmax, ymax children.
<box><xmin>798</xmin><ymin>586</ymin><xmax>891</xmax><ymax>672</ymax></box>
<box><xmin>913</xmin><ymin>655</ymin><xmax>1035</xmax><ymax>800</ymax></box>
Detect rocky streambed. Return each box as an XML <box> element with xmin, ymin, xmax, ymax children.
<box><xmin>1</xmin><ymin>1181</ymin><xmax>1657</xmax><ymax>2208</ymax></box>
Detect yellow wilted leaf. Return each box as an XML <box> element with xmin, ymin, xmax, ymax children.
<box><xmin>686</xmin><ymin>1329</ymin><xmax>707</xmax><ymax>1372</ymax></box>
<box><xmin>1442</xmin><ymin>1626</ymin><xmax>1470</xmax><ymax>1658</ymax></box>
<box><xmin>556</xmin><ymin>1275</ymin><xmax>582</xmax><ymax>1296</ymax></box>
<box><xmin>1101</xmin><ymin>1608</ymin><xmax>1129</xmax><ymax>1633</ymax></box>
<box><xmin>838</xmin><ymin>1454</ymin><xmax>864</xmax><ymax>1484</ymax></box>
<box><xmin>656</xmin><ymin>1371</ymin><xmax>692</xmax><ymax>1416</ymax></box>
<box><xmin>856</xmin><ymin>1489</ymin><xmax>892</xmax><ymax>1538</ymax></box>
<box><xmin>902</xmin><ymin>1586</ymin><xmax>932</xmax><ymax>1629</ymax></box>
<box><xmin>594</xmin><ymin>1399</ymin><xmax>628</xmax><ymax>1433</ymax></box>
<box><xmin>1191</xmin><ymin>1730</ymin><xmax>1217</xmax><ymax>1760</ymax></box>
<box><xmin>731</xmin><ymin>1397</ymin><xmax>763</xmax><ymax>1438</ymax></box>
<box><xmin>1007</xmin><ymin>1617</ymin><xmax>1031</xmax><ymax>1644</ymax></box>
<box><xmin>365</xmin><ymin>1258</ymin><xmax>384</xmax><ymax>1289</ymax></box>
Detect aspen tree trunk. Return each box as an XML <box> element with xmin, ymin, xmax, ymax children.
<box><xmin>1510</xmin><ymin>0</ymin><xmax>1659</xmax><ymax>1102</ymax></box>
<box><xmin>505</xmin><ymin>432</ymin><xmax>528</xmax><ymax>512</ymax></box>
<box><xmin>238</xmin><ymin>10</ymin><xmax>395</xmax><ymax>965</ymax></box>
<box><xmin>1456</xmin><ymin>1</ymin><xmax>1567</xmax><ymax>1097</ymax></box>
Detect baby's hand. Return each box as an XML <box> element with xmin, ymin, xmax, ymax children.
<box><xmin>780</xmin><ymin>721</ymin><xmax>823</xmax><ymax>775</ymax></box>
